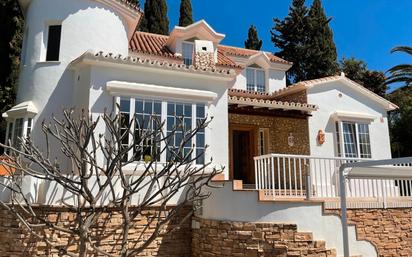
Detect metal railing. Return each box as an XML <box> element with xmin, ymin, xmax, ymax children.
<box><xmin>254</xmin><ymin>154</ymin><xmax>412</xmax><ymax>201</ymax></box>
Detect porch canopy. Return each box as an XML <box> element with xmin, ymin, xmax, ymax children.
<box><xmin>339</xmin><ymin>157</ymin><xmax>412</xmax><ymax>257</ymax></box>
<box><xmin>343</xmin><ymin>157</ymin><xmax>412</xmax><ymax>180</ymax></box>
<box><xmin>228</xmin><ymin>89</ymin><xmax>318</xmax><ymax>114</ymax></box>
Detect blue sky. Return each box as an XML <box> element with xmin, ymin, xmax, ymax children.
<box><xmin>161</xmin><ymin>0</ymin><xmax>412</xmax><ymax>77</ymax></box>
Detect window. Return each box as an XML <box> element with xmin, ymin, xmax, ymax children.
<box><xmin>357</xmin><ymin>123</ymin><xmax>372</xmax><ymax>158</ymax></box>
<box><xmin>120</xmin><ymin>98</ymin><xmax>131</xmax><ymax>162</ymax></box>
<box><xmin>335</xmin><ymin>121</ymin><xmax>371</xmax><ymax>159</ymax></box>
<box><xmin>246</xmin><ymin>67</ymin><xmax>266</xmax><ymax>92</ymax></box>
<box><xmin>26</xmin><ymin>118</ymin><xmax>32</xmax><ymax>137</ymax></box>
<box><xmin>134</xmin><ymin>99</ymin><xmax>162</xmax><ymax>162</ymax></box>
<box><xmin>195</xmin><ymin>104</ymin><xmax>206</xmax><ymax>164</ymax></box>
<box><xmin>6</xmin><ymin>122</ymin><xmax>13</xmax><ymax>145</ymax></box>
<box><xmin>46</xmin><ymin>25</ymin><xmax>62</xmax><ymax>61</ymax></box>
<box><xmin>5</xmin><ymin>117</ymin><xmax>33</xmax><ymax>150</ymax></box>
<box><xmin>258</xmin><ymin>128</ymin><xmax>269</xmax><ymax>156</ymax></box>
<box><xmin>182</xmin><ymin>42</ymin><xmax>194</xmax><ymax>66</ymax></box>
<box><xmin>167</xmin><ymin>102</ymin><xmax>192</xmax><ymax>162</ymax></box>
<box><xmin>118</xmin><ymin>97</ymin><xmax>206</xmax><ymax>164</ymax></box>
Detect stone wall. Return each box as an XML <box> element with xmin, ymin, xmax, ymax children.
<box><xmin>0</xmin><ymin>206</ymin><xmax>192</xmax><ymax>257</ymax></box>
<box><xmin>229</xmin><ymin>113</ymin><xmax>310</xmax><ymax>155</ymax></box>
<box><xmin>276</xmin><ymin>90</ymin><xmax>308</xmax><ymax>104</ymax></box>
<box><xmin>191</xmin><ymin>217</ymin><xmax>337</xmax><ymax>257</ymax></box>
<box><xmin>194</xmin><ymin>52</ymin><xmax>215</xmax><ymax>69</ymax></box>
<box><xmin>326</xmin><ymin>208</ymin><xmax>412</xmax><ymax>257</ymax></box>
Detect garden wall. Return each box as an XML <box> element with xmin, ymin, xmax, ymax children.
<box><xmin>0</xmin><ymin>206</ymin><xmax>192</xmax><ymax>257</ymax></box>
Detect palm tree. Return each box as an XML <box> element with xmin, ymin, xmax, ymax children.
<box><xmin>386</xmin><ymin>46</ymin><xmax>412</xmax><ymax>86</ymax></box>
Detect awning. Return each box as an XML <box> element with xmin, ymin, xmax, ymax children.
<box><xmin>331</xmin><ymin>111</ymin><xmax>377</xmax><ymax>122</ymax></box>
<box><xmin>343</xmin><ymin>157</ymin><xmax>412</xmax><ymax>179</ymax></box>
<box><xmin>347</xmin><ymin>166</ymin><xmax>412</xmax><ymax>180</ymax></box>
<box><xmin>2</xmin><ymin>101</ymin><xmax>38</xmax><ymax>119</ymax></box>
<box><xmin>107</xmin><ymin>81</ymin><xmax>218</xmax><ymax>103</ymax></box>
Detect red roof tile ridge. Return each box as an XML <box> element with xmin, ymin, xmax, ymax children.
<box><xmin>133</xmin><ymin>30</ymin><xmax>169</xmax><ymax>39</ymax></box>
<box><xmin>218</xmin><ymin>45</ymin><xmax>291</xmax><ymax>65</ymax></box>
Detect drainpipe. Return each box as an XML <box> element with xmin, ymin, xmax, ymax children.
<box><xmin>339</xmin><ymin>165</ymin><xmax>350</xmax><ymax>257</ymax></box>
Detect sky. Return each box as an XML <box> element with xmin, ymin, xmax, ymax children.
<box><xmin>159</xmin><ymin>0</ymin><xmax>412</xmax><ymax>80</ymax></box>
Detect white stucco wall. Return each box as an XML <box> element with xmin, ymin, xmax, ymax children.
<box><xmin>17</xmin><ymin>0</ymin><xmax>128</xmax><ymax>117</ymax></box>
<box><xmin>14</xmin><ymin>0</ymin><xmax>130</xmax><ymax>171</ymax></box>
<box><xmin>87</xmin><ymin>65</ymin><xmax>232</xmax><ymax>176</ymax></box>
<box><xmin>307</xmin><ymin>81</ymin><xmax>392</xmax><ymax>160</ymax></box>
<box><xmin>232</xmin><ymin>68</ymin><xmax>286</xmax><ymax>93</ymax></box>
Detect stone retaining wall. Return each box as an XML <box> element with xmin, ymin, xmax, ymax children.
<box><xmin>0</xmin><ymin>206</ymin><xmax>192</xmax><ymax>257</ymax></box>
<box><xmin>326</xmin><ymin>208</ymin><xmax>412</xmax><ymax>257</ymax></box>
<box><xmin>191</xmin><ymin>217</ymin><xmax>336</xmax><ymax>257</ymax></box>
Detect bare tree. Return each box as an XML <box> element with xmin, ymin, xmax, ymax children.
<box><xmin>0</xmin><ymin>108</ymin><xmax>221</xmax><ymax>257</ymax></box>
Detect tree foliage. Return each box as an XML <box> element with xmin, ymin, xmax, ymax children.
<box><xmin>386</xmin><ymin>46</ymin><xmax>412</xmax><ymax>87</ymax></box>
<box><xmin>0</xmin><ymin>109</ymin><xmax>221</xmax><ymax>257</ymax></box>
<box><xmin>271</xmin><ymin>0</ymin><xmax>308</xmax><ymax>84</ymax></box>
<box><xmin>339</xmin><ymin>57</ymin><xmax>387</xmax><ymax>96</ymax></box>
<box><xmin>244</xmin><ymin>25</ymin><xmax>263</xmax><ymax>50</ymax></box>
<box><xmin>386</xmin><ymin>45</ymin><xmax>412</xmax><ymax>157</ymax></box>
<box><xmin>272</xmin><ymin>0</ymin><xmax>337</xmax><ymax>84</ymax></box>
<box><xmin>139</xmin><ymin>0</ymin><xmax>169</xmax><ymax>35</ymax></box>
<box><xmin>126</xmin><ymin>0</ymin><xmax>140</xmax><ymax>6</ymax></box>
<box><xmin>388</xmin><ymin>87</ymin><xmax>412</xmax><ymax>157</ymax></box>
<box><xmin>304</xmin><ymin>0</ymin><xmax>338</xmax><ymax>80</ymax></box>
<box><xmin>0</xmin><ymin>0</ymin><xmax>23</xmax><ymax>153</ymax></box>
<box><xmin>178</xmin><ymin>0</ymin><xmax>193</xmax><ymax>27</ymax></box>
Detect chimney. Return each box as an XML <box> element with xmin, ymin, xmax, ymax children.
<box><xmin>193</xmin><ymin>40</ymin><xmax>215</xmax><ymax>69</ymax></box>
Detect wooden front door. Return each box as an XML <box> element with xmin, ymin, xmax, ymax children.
<box><xmin>229</xmin><ymin>125</ymin><xmax>257</xmax><ymax>185</ymax></box>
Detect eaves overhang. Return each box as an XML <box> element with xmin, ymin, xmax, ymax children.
<box><xmin>69</xmin><ymin>51</ymin><xmax>237</xmax><ymax>82</ymax></box>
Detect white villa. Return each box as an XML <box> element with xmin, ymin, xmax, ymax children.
<box><xmin>3</xmin><ymin>0</ymin><xmax>412</xmax><ymax>257</ymax></box>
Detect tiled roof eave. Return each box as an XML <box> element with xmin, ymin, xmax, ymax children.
<box><xmin>129</xmin><ymin>48</ymin><xmax>244</xmax><ymax>69</ymax></box>
<box><xmin>71</xmin><ymin>51</ymin><xmax>237</xmax><ymax>79</ymax></box>
<box><xmin>114</xmin><ymin>0</ymin><xmax>142</xmax><ymax>13</ymax></box>
<box><xmin>228</xmin><ymin>95</ymin><xmax>318</xmax><ymax>113</ymax></box>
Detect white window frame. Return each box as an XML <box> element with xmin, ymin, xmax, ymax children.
<box><xmin>335</xmin><ymin>120</ymin><xmax>372</xmax><ymax>159</ymax></box>
<box><xmin>115</xmin><ymin>96</ymin><xmax>208</xmax><ymax>167</ymax></box>
<box><xmin>5</xmin><ymin>117</ymin><xmax>34</xmax><ymax>149</ymax></box>
<box><xmin>182</xmin><ymin>41</ymin><xmax>194</xmax><ymax>66</ymax></box>
<box><xmin>246</xmin><ymin>67</ymin><xmax>266</xmax><ymax>92</ymax></box>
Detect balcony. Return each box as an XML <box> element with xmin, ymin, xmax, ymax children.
<box><xmin>254</xmin><ymin>154</ymin><xmax>412</xmax><ymax>208</ymax></box>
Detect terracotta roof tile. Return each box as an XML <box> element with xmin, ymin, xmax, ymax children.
<box><xmin>228</xmin><ymin>88</ymin><xmax>274</xmax><ymax>100</ymax></box>
<box><xmin>129</xmin><ymin>32</ymin><xmax>176</xmax><ymax>59</ymax></box>
<box><xmin>0</xmin><ymin>156</ymin><xmax>15</xmax><ymax>176</ymax></box>
<box><xmin>217</xmin><ymin>49</ymin><xmax>242</xmax><ymax>68</ymax></box>
<box><xmin>129</xmin><ymin>31</ymin><xmax>258</xmax><ymax>69</ymax></box>
<box><xmin>228</xmin><ymin>95</ymin><xmax>318</xmax><ymax>113</ymax></box>
<box><xmin>218</xmin><ymin>45</ymin><xmax>291</xmax><ymax>65</ymax></box>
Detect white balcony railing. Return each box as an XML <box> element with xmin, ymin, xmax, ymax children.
<box><xmin>254</xmin><ymin>154</ymin><xmax>412</xmax><ymax>202</ymax></box>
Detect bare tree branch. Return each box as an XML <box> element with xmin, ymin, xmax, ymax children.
<box><xmin>0</xmin><ymin>108</ymin><xmax>222</xmax><ymax>257</ymax></box>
